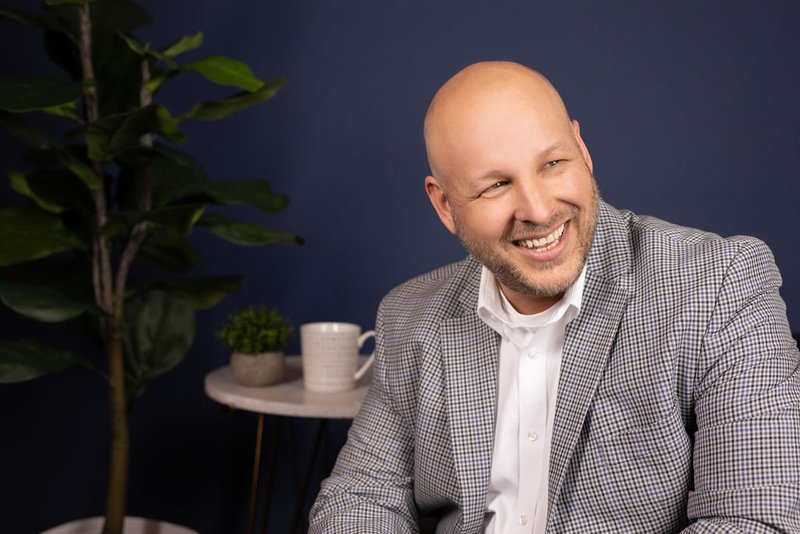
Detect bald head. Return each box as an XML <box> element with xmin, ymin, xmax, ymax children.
<box><xmin>424</xmin><ymin>61</ymin><xmax>573</xmax><ymax>184</ymax></box>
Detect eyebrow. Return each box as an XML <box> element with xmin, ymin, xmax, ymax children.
<box><xmin>541</xmin><ymin>142</ymin><xmax>570</xmax><ymax>158</ymax></box>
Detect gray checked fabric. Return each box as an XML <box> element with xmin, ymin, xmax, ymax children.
<box><xmin>309</xmin><ymin>200</ymin><xmax>800</xmax><ymax>533</ymax></box>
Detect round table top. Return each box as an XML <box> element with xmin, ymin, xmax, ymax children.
<box><xmin>204</xmin><ymin>355</ymin><xmax>372</xmax><ymax>419</ymax></box>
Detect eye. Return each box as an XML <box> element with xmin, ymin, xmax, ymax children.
<box><xmin>479</xmin><ymin>180</ymin><xmax>508</xmax><ymax>197</ymax></box>
<box><xmin>545</xmin><ymin>159</ymin><xmax>563</xmax><ymax>168</ymax></box>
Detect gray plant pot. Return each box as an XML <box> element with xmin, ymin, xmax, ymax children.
<box><xmin>230</xmin><ymin>351</ymin><xmax>286</xmax><ymax>386</ymax></box>
<box><xmin>41</xmin><ymin>516</ymin><xmax>197</xmax><ymax>534</ymax></box>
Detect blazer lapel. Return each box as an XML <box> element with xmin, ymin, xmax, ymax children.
<box><xmin>440</xmin><ymin>269</ymin><xmax>500</xmax><ymax>532</ymax></box>
<box><xmin>547</xmin><ymin>201</ymin><xmax>633</xmax><ymax>516</ymax></box>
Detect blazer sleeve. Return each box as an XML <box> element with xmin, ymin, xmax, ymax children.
<box><xmin>308</xmin><ymin>299</ymin><xmax>419</xmax><ymax>533</ymax></box>
<box><xmin>683</xmin><ymin>238</ymin><xmax>800</xmax><ymax>532</ymax></box>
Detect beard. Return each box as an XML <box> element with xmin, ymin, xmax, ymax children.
<box><xmin>453</xmin><ymin>180</ymin><xmax>599</xmax><ymax>298</ymax></box>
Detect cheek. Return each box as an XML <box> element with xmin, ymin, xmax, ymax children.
<box><xmin>557</xmin><ymin>172</ymin><xmax>594</xmax><ymax>206</ymax></box>
<box><xmin>461</xmin><ymin>204</ymin><xmax>511</xmax><ymax>237</ymax></box>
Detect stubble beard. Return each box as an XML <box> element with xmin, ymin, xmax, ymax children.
<box><xmin>452</xmin><ymin>182</ymin><xmax>599</xmax><ymax>298</ymax></box>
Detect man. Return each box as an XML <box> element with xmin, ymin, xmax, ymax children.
<box><xmin>309</xmin><ymin>61</ymin><xmax>800</xmax><ymax>532</ymax></box>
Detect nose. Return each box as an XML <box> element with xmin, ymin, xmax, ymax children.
<box><xmin>512</xmin><ymin>178</ymin><xmax>553</xmax><ymax>225</ymax></box>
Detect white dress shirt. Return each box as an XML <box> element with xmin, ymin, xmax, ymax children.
<box><xmin>477</xmin><ymin>265</ymin><xmax>586</xmax><ymax>534</ymax></box>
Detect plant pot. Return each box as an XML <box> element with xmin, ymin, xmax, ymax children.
<box><xmin>230</xmin><ymin>351</ymin><xmax>285</xmax><ymax>386</ymax></box>
<box><xmin>41</xmin><ymin>516</ymin><xmax>197</xmax><ymax>534</ymax></box>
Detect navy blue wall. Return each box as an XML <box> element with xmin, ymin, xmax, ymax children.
<box><xmin>1</xmin><ymin>1</ymin><xmax>799</xmax><ymax>532</ymax></box>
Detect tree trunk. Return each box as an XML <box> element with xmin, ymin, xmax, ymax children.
<box><xmin>103</xmin><ymin>331</ymin><xmax>129</xmax><ymax>534</ymax></box>
<box><xmin>76</xmin><ymin>4</ymin><xmax>130</xmax><ymax>534</ymax></box>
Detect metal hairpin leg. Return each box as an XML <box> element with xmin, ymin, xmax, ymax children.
<box><xmin>246</xmin><ymin>415</ymin><xmax>330</xmax><ymax>534</ymax></box>
<box><xmin>261</xmin><ymin>416</ymin><xmax>282</xmax><ymax>533</ymax></box>
<box><xmin>289</xmin><ymin>419</ymin><xmax>329</xmax><ymax>534</ymax></box>
<box><xmin>246</xmin><ymin>414</ymin><xmax>265</xmax><ymax>534</ymax></box>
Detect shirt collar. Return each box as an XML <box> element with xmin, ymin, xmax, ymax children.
<box><xmin>477</xmin><ymin>263</ymin><xmax>586</xmax><ymax>349</ymax></box>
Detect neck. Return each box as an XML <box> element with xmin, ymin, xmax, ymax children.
<box><xmin>499</xmin><ymin>284</ymin><xmax>563</xmax><ymax>315</ymax></box>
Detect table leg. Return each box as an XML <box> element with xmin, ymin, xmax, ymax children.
<box><xmin>289</xmin><ymin>419</ymin><xmax>328</xmax><ymax>534</ymax></box>
<box><xmin>261</xmin><ymin>416</ymin><xmax>282</xmax><ymax>534</ymax></box>
<box><xmin>247</xmin><ymin>414</ymin><xmax>265</xmax><ymax>534</ymax></box>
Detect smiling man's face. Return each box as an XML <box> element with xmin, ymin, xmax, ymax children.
<box><xmin>424</xmin><ymin>62</ymin><xmax>599</xmax><ymax>314</ymax></box>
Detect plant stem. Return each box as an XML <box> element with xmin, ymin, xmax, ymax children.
<box><xmin>104</xmin><ymin>331</ymin><xmax>130</xmax><ymax>534</ymax></box>
<box><xmin>114</xmin><ymin>58</ymin><xmax>154</xmax><ymax>321</ymax></box>
<box><xmin>77</xmin><ymin>3</ymin><xmax>113</xmax><ymax>316</ymax></box>
<box><xmin>77</xmin><ymin>4</ymin><xmax>128</xmax><ymax>534</ymax></box>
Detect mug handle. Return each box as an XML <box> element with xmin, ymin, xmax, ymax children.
<box><xmin>353</xmin><ymin>330</ymin><xmax>376</xmax><ymax>381</ymax></box>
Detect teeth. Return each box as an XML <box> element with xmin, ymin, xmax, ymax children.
<box><xmin>517</xmin><ymin>223</ymin><xmax>565</xmax><ymax>251</ymax></box>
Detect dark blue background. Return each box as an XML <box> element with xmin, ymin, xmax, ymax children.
<box><xmin>1</xmin><ymin>1</ymin><xmax>798</xmax><ymax>532</ymax></box>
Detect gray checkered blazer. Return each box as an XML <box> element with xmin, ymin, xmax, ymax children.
<box><xmin>309</xmin><ymin>201</ymin><xmax>800</xmax><ymax>533</ymax></box>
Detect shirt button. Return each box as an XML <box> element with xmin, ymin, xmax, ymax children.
<box><xmin>527</xmin><ymin>430</ymin><xmax>539</xmax><ymax>442</ymax></box>
<box><xmin>519</xmin><ymin>514</ymin><xmax>528</xmax><ymax>526</ymax></box>
<box><xmin>527</xmin><ymin>348</ymin><xmax>539</xmax><ymax>359</ymax></box>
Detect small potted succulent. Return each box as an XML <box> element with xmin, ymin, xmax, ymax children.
<box><xmin>216</xmin><ymin>305</ymin><xmax>293</xmax><ymax>386</ymax></box>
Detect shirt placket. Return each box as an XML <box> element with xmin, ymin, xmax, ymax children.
<box><xmin>517</xmin><ymin>331</ymin><xmax>547</xmax><ymax>532</ymax></box>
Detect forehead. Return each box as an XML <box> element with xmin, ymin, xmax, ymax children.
<box><xmin>428</xmin><ymin>81</ymin><xmax>576</xmax><ymax>179</ymax></box>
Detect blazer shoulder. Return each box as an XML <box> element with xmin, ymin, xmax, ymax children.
<box><xmin>621</xmin><ymin>209</ymin><xmax>776</xmax><ymax>268</ymax></box>
<box><xmin>379</xmin><ymin>256</ymin><xmax>480</xmax><ymax>323</ymax></box>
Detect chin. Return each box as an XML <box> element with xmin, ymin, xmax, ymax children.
<box><xmin>505</xmin><ymin>259</ymin><xmax>584</xmax><ymax>297</ymax></box>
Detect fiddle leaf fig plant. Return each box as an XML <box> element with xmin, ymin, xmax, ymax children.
<box><xmin>0</xmin><ymin>1</ymin><xmax>302</xmax><ymax>532</ymax></box>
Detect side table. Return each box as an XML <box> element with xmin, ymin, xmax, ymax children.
<box><xmin>204</xmin><ymin>355</ymin><xmax>371</xmax><ymax>534</ymax></box>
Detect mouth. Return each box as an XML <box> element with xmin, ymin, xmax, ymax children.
<box><xmin>513</xmin><ymin>223</ymin><xmax>566</xmax><ymax>253</ymax></box>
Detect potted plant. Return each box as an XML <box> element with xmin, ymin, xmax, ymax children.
<box><xmin>0</xmin><ymin>1</ymin><xmax>302</xmax><ymax>533</ymax></box>
<box><xmin>216</xmin><ymin>305</ymin><xmax>293</xmax><ymax>386</ymax></box>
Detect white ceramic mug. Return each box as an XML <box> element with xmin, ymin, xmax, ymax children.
<box><xmin>300</xmin><ymin>322</ymin><xmax>375</xmax><ymax>392</ymax></box>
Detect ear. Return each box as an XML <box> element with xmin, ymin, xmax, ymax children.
<box><xmin>425</xmin><ymin>175</ymin><xmax>457</xmax><ymax>235</ymax></box>
<box><xmin>571</xmin><ymin>120</ymin><xmax>594</xmax><ymax>173</ymax></box>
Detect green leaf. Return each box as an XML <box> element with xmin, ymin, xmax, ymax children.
<box><xmin>116</xmin><ymin>144</ymin><xmax>207</xmax><ymax>210</ymax></box>
<box><xmin>0</xmin><ymin>110</ymin><xmax>54</xmax><ymax>148</ymax></box>
<box><xmin>0</xmin><ymin>207</ymin><xmax>86</xmax><ymax>266</ymax></box>
<box><xmin>8</xmin><ymin>170</ymin><xmax>56</xmax><ymax>211</ymax></box>
<box><xmin>90</xmin><ymin>0</ymin><xmax>151</xmax><ymax>39</ymax></box>
<box><xmin>118</xmin><ymin>31</ymin><xmax>177</xmax><ymax>69</ymax></box>
<box><xmin>123</xmin><ymin>290</ymin><xmax>195</xmax><ymax>398</ymax></box>
<box><xmin>145</xmin><ymin>276</ymin><xmax>241</xmax><ymax>310</ymax></box>
<box><xmin>9</xmin><ymin>168</ymin><xmax>94</xmax><ymax>213</ymax></box>
<box><xmin>85</xmin><ymin>104</ymin><xmax>185</xmax><ymax>162</ymax></box>
<box><xmin>150</xmin><ymin>143</ymin><xmax>207</xmax><ymax>177</ymax></box>
<box><xmin>10</xmin><ymin>170</ymin><xmax>63</xmax><ymax>213</ymax></box>
<box><xmin>202</xmin><ymin>180</ymin><xmax>289</xmax><ymax>213</ymax></box>
<box><xmin>197</xmin><ymin>212</ymin><xmax>303</xmax><ymax>246</ymax></box>
<box><xmin>135</xmin><ymin>231</ymin><xmax>197</xmax><ymax>273</ymax></box>
<box><xmin>0</xmin><ymin>6</ymin><xmax>70</xmax><ymax>35</ymax></box>
<box><xmin>117</xmin><ymin>30</ymin><xmax>147</xmax><ymax>55</ymax></box>
<box><xmin>181</xmin><ymin>76</ymin><xmax>286</xmax><ymax>121</ymax></box>
<box><xmin>0</xmin><ymin>258</ymin><xmax>96</xmax><ymax>317</ymax></box>
<box><xmin>94</xmin><ymin>33</ymin><xmax>145</xmax><ymax>115</ymax></box>
<box><xmin>0</xmin><ymin>76</ymin><xmax>83</xmax><ymax>112</ymax></box>
<box><xmin>44</xmin><ymin>0</ymin><xmax>97</xmax><ymax>5</ymax></box>
<box><xmin>181</xmin><ymin>56</ymin><xmax>264</xmax><ymax>92</ymax></box>
<box><xmin>0</xmin><ymin>338</ymin><xmax>93</xmax><ymax>383</ymax></box>
<box><xmin>144</xmin><ymin>70</ymin><xmax>175</xmax><ymax>95</ymax></box>
<box><xmin>44</xmin><ymin>28</ymin><xmax>81</xmax><ymax>78</ymax></box>
<box><xmin>161</xmin><ymin>31</ymin><xmax>203</xmax><ymax>58</ymax></box>
<box><xmin>0</xmin><ymin>6</ymin><xmax>44</xmax><ymax>27</ymax></box>
<box><xmin>40</xmin><ymin>102</ymin><xmax>80</xmax><ymax>121</ymax></box>
<box><xmin>0</xmin><ymin>281</ymin><xmax>92</xmax><ymax>322</ymax></box>
<box><xmin>19</xmin><ymin>145</ymin><xmax>101</xmax><ymax>190</ymax></box>
<box><xmin>0</xmin><ymin>90</ymin><xmax>97</xmax><ymax>191</ymax></box>
<box><xmin>61</xmin><ymin>150</ymin><xmax>101</xmax><ymax>189</ymax></box>
<box><xmin>103</xmin><ymin>204</ymin><xmax>205</xmax><ymax>238</ymax></box>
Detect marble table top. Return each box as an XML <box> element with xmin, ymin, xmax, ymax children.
<box><xmin>204</xmin><ymin>355</ymin><xmax>372</xmax><ymax>419</ymax></box>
